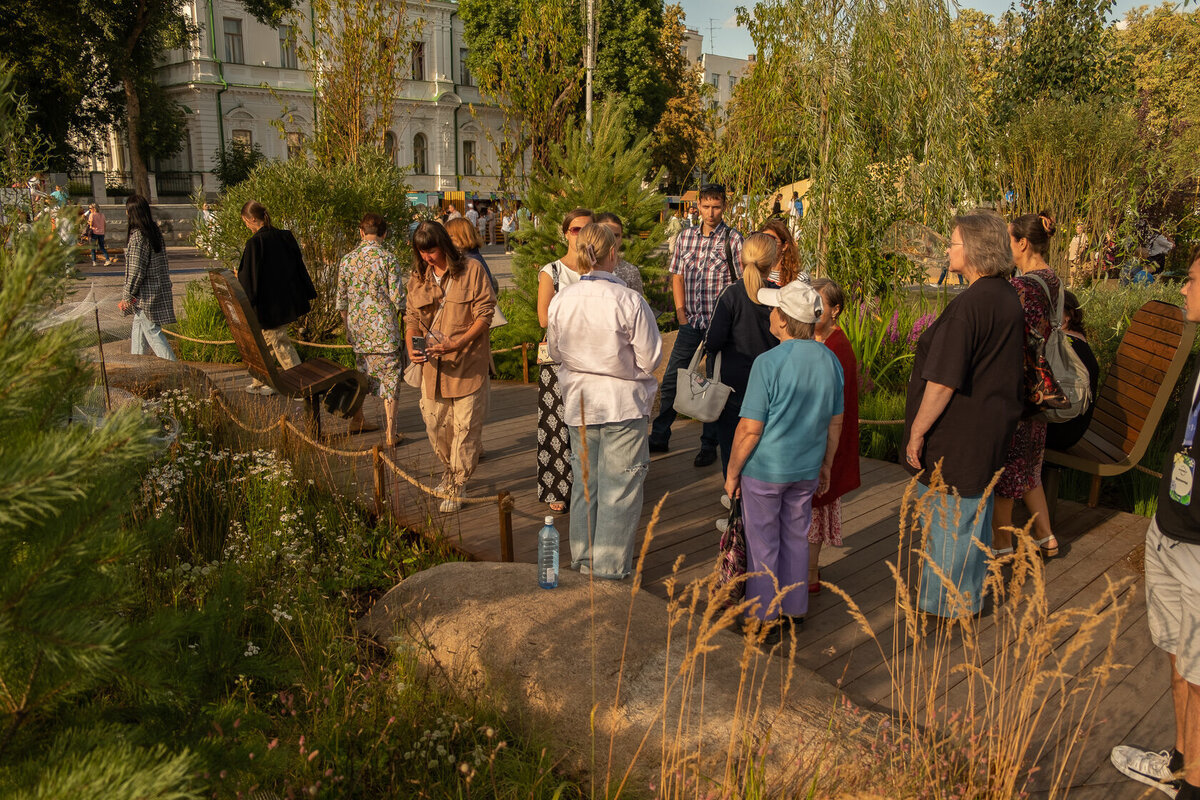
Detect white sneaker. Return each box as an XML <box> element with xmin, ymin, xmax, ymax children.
<box><xmin>720</xmin><ymin>494</ymin><xmax>732</xmax><ymax>510</ymax></box>
<box><xmin>438</xmin><ymin>491</ymin><xmax>463</xmax><ymax>513</ymax></box>
<box><xmin>715</xmin><ymin>517</ymin><xmax>728</xmax><ymax>534</ymax></box>
<box><xmin>1110</xmin><ymin>746</ymin><xmax>1178</xmax><ymax>797</ymax></box>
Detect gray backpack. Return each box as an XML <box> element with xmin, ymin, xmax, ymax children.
<box><xmin>1025</xmin><ymin>272</ymin><xmax>1091</xmax><ymax>424</ymax></box>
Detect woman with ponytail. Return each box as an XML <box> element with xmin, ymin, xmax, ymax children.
<box><xmin>992</xmin><ymin>210</ymin><xmax>1063</xmax><ymax>558</ymax></box>
<box><xmin>546</xmin><ymin>223</ymin><xmax>662</xmax><ymax>580</ymax></box>
<box><xmin>236</xmin><ymin>200</ymin><xmax>317</xmax><ymax>395</ymax></box>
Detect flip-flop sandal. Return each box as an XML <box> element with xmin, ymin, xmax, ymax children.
<box><xmin>549</xmin><ymin>501</ymin><xmax>567</xmax><ymax>513</ymax></box>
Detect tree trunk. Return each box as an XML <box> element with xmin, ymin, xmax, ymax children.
<box><xmin>122</xmin><ymin>74</ymin><xmax>151</xmax><ymax>197</ymax></box>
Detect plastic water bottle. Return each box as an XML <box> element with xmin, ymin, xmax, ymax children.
<box><xmin>538</xmin><ymin>516</ymin><xmax>559</xmax><ymax>589</ymax></box>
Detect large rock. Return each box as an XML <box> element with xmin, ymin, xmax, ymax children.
<box><xmin>360</xmin><ymin>562</ymin><xmax>864</xmax><ymax>794</ymax></box>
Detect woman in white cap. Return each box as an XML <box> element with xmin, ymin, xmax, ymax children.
<box><xmin>723</xmin><ymin>279</ymin><xmax>844</xmax><ymax>644</ymax></box>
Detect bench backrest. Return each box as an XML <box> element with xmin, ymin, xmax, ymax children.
<box><xmin>208</xmin><ymin>268</ymin><xmax>282</xmax><ymax>388</ymax></box>
<box><xmin>1074</xmin><ymin>300</ymin><xmax>1195</xmax><ymax>465</ymax></box>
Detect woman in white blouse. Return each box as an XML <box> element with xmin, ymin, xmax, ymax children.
<box><xmin>547</xmin><ymin>223</ymin><xmax>663</xmax><ymax>580</ymax></box>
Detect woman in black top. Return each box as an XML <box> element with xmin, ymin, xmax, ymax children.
<box><xmin>903</xmin><ymin>212</ymin><xmax>1025</xmax><ymax>617</ymax></box>
<box><xmin>705</xmin><ymin>232</ymin><xmax>781</xmax><ymax>478</ymax></box>
<box><xmin>1045</xmin><ymin>291</ymin><xmax>1100</xmax><ymax>452</ymax></box>
<box><xmin>237</xmin><ymin>201</ymin><xmax>318</xmax><ymax>395</ymax></box>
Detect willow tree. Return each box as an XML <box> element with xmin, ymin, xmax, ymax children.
<box><xmin>711</xmin><ymin>0</ymin><xmax>983</xmax><ymax>294</ymax></box>
<box><xmin>460</xmin><ymin>0</ymin><xmax>584</xmax><ymax>187</ymax></box>
<box><xmin>294</xmin><ymin>0</ymin><xmax>422</xmax><ymax>166</ymax></box>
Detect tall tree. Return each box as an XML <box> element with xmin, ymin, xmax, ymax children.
<box><xmin>593</xmin><ymin>0</ymin><xmax>671</xmax><ymax>134</ymax></box>
<box><xmin>295</xmin><ymin>0</ymin><xmax>421</xmax><ymax>167</ymax></box>
<box><xmin>713</xmin><ymin>0</ymin><xmax>982</xmax><ymax>290</ymax></box>
<box><xmin>460</xmin><ymin>0</ymin><xmax>585</xmax><ymax>183</ymax></box>
<box><xmin>649</xmin><ymin>4</ymin><xmax>715</xmax><ymax>191</ymax></box>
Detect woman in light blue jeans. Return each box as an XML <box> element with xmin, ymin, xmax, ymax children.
<box><xmin>547</xmin><ymin>223</ymin><xmax>662</xmax><ymax>579</ymax></box>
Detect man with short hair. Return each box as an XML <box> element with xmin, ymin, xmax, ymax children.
<box><xmin>465</xmin><ymin>202</ymin><xmax>479</xmax><ymax>229</ymax></box>
<box><xmin>649</xmin><ymin>184</ymin><xmax>743</xmax><ymax>467</ymax></box>
<box><xmin>1112</xmin><ymin>247</ymin><xmax>1200</xmax><ymax>800</ymax></box>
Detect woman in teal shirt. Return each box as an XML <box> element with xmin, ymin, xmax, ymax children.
<box><xmin>723</xmin><ymin>280</ymin><xmax>844</xmax><ymax>642</ymax></box>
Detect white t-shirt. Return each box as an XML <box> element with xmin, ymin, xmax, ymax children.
<box><xmin>539</xmin><ymin>259</ymin><xmax>582</xmax><ymax>291</ymax></box>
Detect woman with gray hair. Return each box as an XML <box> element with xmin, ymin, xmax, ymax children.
<box><xmin>902</xmin><ymin>212</ymin><xmax>1025</xmax><ymax>618</ymax></box>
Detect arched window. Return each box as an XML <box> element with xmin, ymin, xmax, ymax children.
<box><xmin>383</xmin><ymin>131</ymin><xmax>396</xmax><ymax>163</ymax></box>
<box><xmin>413</xmin><ymin>133</ymin><xmax>427</xmax><ymax>175</ymax></box>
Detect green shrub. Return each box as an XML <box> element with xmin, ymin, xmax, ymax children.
<box><xmin>170</xmin><ymin>279</ymin><xmax>240</xmax><ymax>363</ymax></box>
<box><xmin>212</xmin><ymin>139</ymin><xmax>267</xmax><ymax>191</ymax></box>
<box><xmin>198</xmin><ymin>150</ymin><xmax>413</xmax><ymax>343</ymax></box>
<box><xmin>858</xmin><ymin>389</ymin><xmax>907</xmax><ymax>462</ymax></box>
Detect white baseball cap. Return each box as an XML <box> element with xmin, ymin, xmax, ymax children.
<box><xmin>758</xmin><ymin>279</ymin><xmax>823</xmax><ymax>323</ymax></box>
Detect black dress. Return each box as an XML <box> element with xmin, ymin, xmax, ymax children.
<box><xmin>536</xmin><ymin>261</ymin><xmax>573</xmax><ymax>507</ymax></box>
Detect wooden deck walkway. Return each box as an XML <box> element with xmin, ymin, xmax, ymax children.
<box><xmin>199</xmin><ymin>368</ymin><xmax>1167</xmax><ymax>799</ymax></box>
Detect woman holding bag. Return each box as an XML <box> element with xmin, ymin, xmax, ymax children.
<box><xmin>405</xmin><ymin>222</ymin><xmax>496</xmax><ymax>512</ymax></box>
<box><xmin>535</xmin><ymin>207</ymin><xmax>593</xmax><ymax>514</ymax></box>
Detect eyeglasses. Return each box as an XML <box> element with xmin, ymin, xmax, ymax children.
<box><xmin>763</xmin><ymin>233</ymin><xmax>781</xmax><ymax>243</ymax></box>
<box><xmin>948</xmin><ymin>241</ymin><xmax>965</xmax><ymax>248</ymax></box>
<box><xmin>567</xmin><ymin>226</ymin><xmax>585</xmax><ymax>235</ymax></box>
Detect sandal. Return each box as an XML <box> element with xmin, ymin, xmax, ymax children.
<box><xmin>1035</xmin><ymin>535</ymin><xmax>1060</xmax><ymax>559</ymax></box>
<box><xmin>992</xmin><ymin>546</ymin><xmax>1014</xmax><ymax>557</ymax></box>
<box><xmin>808</xmin><ymin>569</ymin><xmax>822</xmax><ymax>595</ymax></box>
<box><xmin>549</xmin><ymin>501</ymin><xmax>567</xmax><ymax>514</ymax></box>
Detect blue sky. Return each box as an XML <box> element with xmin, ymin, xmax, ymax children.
<box><xmin>676</xmin><ymin>0</ymin><xmax>1151</xmax><ymax>58</ymax></box>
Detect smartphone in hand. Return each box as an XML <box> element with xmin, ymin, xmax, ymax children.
<box><xmin>411</xmin><ymin>335</ymin><xmax>427</xmax><ymax>356</ymax></box>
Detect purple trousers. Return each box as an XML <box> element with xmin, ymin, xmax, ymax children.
<box><xmin>740</xmin><ymin>475</ymin><xmax>819</xmax><ymax>621</ymax></box>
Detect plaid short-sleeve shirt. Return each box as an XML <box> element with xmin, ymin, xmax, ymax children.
<box><xmin>669</xmin><ymin>220</ymin><xmax>743</xmax><ymax>329</ymax></box>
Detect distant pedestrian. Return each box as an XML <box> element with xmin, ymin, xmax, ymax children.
<box><xmin>465</xmin><ymin>202</ymin><xmax>479</xmax><ymax>230</ymax></box>
<box><xmin>85</xmin><ymin>203</ymin><xmax>109</xmax><ymax>265</ymax></box>
<box><xmin>445</xmin><ymin>217</ymin><xmax>499</xmax><ymax>294</ymax></box>
<box><xmin>118</xmin><ymin>194</ymin><xmax>176</xmax><ymax>361</ymax></box>
<box><xmin>236</xmin><ymin>201</ymin><xmax>318</xmax><ymax>395</ymax></box>
<box><xmin>502</xmin><ymin>205</ymin><xmax>517</xmax><ymax>253</ymax></box>
<box><xmin>50</xmin><ymin>184</ymin><xmax>68</xmax><ymax>206</ymax></box>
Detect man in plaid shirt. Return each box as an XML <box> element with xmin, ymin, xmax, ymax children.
<box><xmin>649</xmin><ymin>184</ymin><xmax>744</xmax><ymax>467</ymax></box>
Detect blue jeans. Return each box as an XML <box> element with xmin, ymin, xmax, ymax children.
<box><xmin>715</xmin><ymin>392</ymin><xmax>743</xmax><ymax>477</ymax></box>
<box><xmin>567</xmin><ymin>417</ymin><xmax>650</xmax><ymax>580</ymax></box>
<box><xmin>131</xmin><ymin>311</ymin><xmax>176</xmax><ymax>360</ymax></box>
<box><xmin>916</xmin><ymin>482</ymin><xmax>992</xmax><ymax>616</ymax></box>
<box><xmin>650</xmin><ymin>323</ymin><xmax>718</xmax><ymax>451</ymax></box>
<box><xmin>89</xmin><ymin>233</ymin><xmax>108</xmax><ymax>261</ymax></box>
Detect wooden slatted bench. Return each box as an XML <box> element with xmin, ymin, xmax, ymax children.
<box><xmin>209</xmin><ymin>268</ymin><xmax>368</xmax><ymax>438</ymax></box>
<box><xmin>1045</xmin><ymin>299</ymin><xmax>1196</xmax><ymax>515</ymax></box>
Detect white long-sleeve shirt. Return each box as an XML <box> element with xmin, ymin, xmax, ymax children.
<box><xmin>547</xmin><ymin>271</ymin><xmax>663</xmax><ymax>426</ymax></box>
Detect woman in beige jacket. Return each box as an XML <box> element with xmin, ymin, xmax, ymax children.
<box><xmin>405</xmin><ymin>221</ymin><xmax>496</xmax><ymax>511</ymax></box>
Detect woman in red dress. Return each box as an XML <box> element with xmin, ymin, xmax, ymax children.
<box><xmin>807</xmin><ymin>279</ymin><xmax>860</xmax><ymax>593</ymax></box>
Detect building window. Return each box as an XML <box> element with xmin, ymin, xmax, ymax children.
<box><xmin>287</xmin><ymin>132</ymin><xmax>303</xmax><ymax>160</ymax></box>
<box><xmin>383</xmin><ymin>131</ymin><xmax>396</xmax><ymax>163</ymax></box>
<box><xmin>279</xmin><ymin>25</ymin><xmax>298</xmax><ymax>69</ymax></box>
<box><xmin>411</xmin><ymin>41</ymin><xmax>426</xmax><ymax>81</ymax></box>
<box><xmin>413</xmin><ymin>133</ymin><xmax>427</xmax><ymax>174</ymax></box>
<box><xmin>709</xmin><ymin>73</ymin><xmax>720</xmax><ymax>87</ymax></box>
<box><xmin>462</xmin><ymin>140</ymin><xmax>477</xmax><ymax>177</ymax></box>
<box><xmin>231</xmin><ymin>129</ymin><xmax>252</xmax><ymax>146</ymax></box>
<box><xmin>223</xmin><ymin>18</ymin><xmax>244</xmax><ymax>64</ymax></box>
<box><xmin>460</xmin><ymin>48</ymin><xmax>472</xmax><ymax>86</ymax></box>
<box><xmin>728</xmin><ymin>75</ymin><xmax>737</xmax><ymax>90</ymax></box>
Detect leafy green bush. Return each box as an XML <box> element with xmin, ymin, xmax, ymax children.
<box><xmin>859</xmin><ymin>389</ymin><xmax>908</xmax><ymax>462</ymax></box>
<box><xmin>212</xmin><ymin>139</ymin><xmax>267</xmax><ymax>191</ymax></box>
<box><xmin>170</xmin><ymin>279</ymin><xmax>239</xmax><ymax>363</ymax></box>
<box><xmin>198</xmin><ymin>150</ymin><xmax>413</xmax><ymax>342</ymax></box>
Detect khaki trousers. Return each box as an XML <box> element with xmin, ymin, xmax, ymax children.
<box><xmin>263</xmin><ymin>325</ymin><xmax>301</xmax><ymax>369</ymax></box>
<box><xmin>419</xmin><ymin>380</ymin><xmax>489</xmax><ymax>487</ymax></box>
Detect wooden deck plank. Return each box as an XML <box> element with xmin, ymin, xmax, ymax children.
<box><xmin>195</xmin><ymin>371</ymin><xmax>1168</xmax><ymax>796</ymax></box>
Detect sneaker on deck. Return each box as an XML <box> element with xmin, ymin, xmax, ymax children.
<box><xmin>1110</xmin><ymin>746</ymin><xmax>1179</xmax><ymax>797</ymax></box>
<box><xmin>720</xmin><ymin>494</ymin><xmax>732</xmax><ymax>510</ymax></box>
<box><xmin>715</xmin><ymin>517</ymin><xmax>728</xmax><ymax>534</ymax></box>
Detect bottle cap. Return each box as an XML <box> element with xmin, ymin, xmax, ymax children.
<box><xmin>545</xmin><ymin>515</ymin><xmax>554</xmax><ymax>525</ymax></box>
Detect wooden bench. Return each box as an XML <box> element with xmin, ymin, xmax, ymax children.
<box><xmin>208</xmin><ymin>268</ymin><xmax>368</xmax><ymax>438</ymax></box>
<box><xmin>1044</xmin><ymin>299</ymin><xmax>1196</xmax><ymax>514</ymax></box>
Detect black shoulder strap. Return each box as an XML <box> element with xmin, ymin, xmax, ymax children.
<box><xmin>724</xmin><ymin>229</ymin><xmax>735</xmax><ymax>278</ymax></box>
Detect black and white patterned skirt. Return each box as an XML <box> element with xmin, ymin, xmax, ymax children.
<box><xmin>536</xmin><ymin>365</ymin><xmax>573</xmax><ymax>506</ymax></box>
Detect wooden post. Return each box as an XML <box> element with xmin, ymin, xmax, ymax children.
<box><xmin>1087</xmin><ymin>475</ymin><xmax>1102</xmax><ymax>508</ymax></box>
<box><xmin>521</xmin><ymin>342</ymin><xmax>530</xmax><ymax>384</ymax></box>
<box><xmin>498</xmin><ymin>490</ymin><xmax>515</xmax><ymax>562</ymax></box>
<box><xmin>372</xmin><ymin>445</ymin><xmax>386</xmax><ymax>518</ymax></box>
